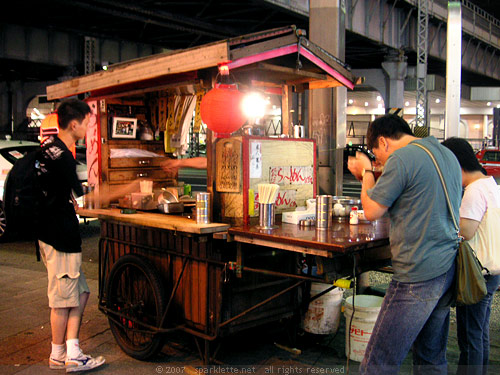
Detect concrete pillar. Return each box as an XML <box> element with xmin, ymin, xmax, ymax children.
<box><xmin>483</xmin><ymin>115</ymin><xmax>489</xmax><ymax>139</ymax></box>
<box><xmin>381</xmin><ymin>51</ymin><xmax>408</xmax><ymax>113</ymax></box>
<box><xmin>309</xmin><ymin>0</ymin><xmax>346</xmax><ymax>195</ymax></box>
<box><xmin>445</xmin><ymin>2</ymin><xmax>462</xmax><ymax>139</ymax></box>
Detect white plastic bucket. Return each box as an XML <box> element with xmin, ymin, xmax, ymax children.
<box><xmin>344</xmin><ymin>295</ymin><xmax>384</xmax><ymax>362</ymax></box>
<box><xmin>302</xmin><ymin>283</ymin><xmax>343</xmax><ymax>335</ymax></box>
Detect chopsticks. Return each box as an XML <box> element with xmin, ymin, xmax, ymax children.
<box><xmin>258</xmin><ymin>183</ymin><xmax>280</xmax><ymax>204</ymax></box>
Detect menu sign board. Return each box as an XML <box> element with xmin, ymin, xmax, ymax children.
<box><xmin>216</xmin><ymin>138</ymin><xmax>241</xmax><ymax>192</ymax></box>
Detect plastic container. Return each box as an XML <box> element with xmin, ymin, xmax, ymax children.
<box><xmin>302</xmin><ymin>283</ymin><xmax>343</xmax><ymax>335</ymax></box>
<box><xmin>349</xmin><ymin>206</ymin><xmax>359</xmax><ymax>224</ymax></box>
<box><xmin>344</xmin><ymin>295</ymin><xmax>384</xmax><ymax>362</ymax></box>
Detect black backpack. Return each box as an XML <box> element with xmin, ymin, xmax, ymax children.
<box><xmin>3</xmin><ymin>147</ymin><xmax>43</xmax><ymax>256</ymax></box>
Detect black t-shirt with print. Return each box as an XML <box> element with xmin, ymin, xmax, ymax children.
<box><xmin>37</xmin><ymin>136</ymin><xmax>84</xmax><ymax>253</ymax></box>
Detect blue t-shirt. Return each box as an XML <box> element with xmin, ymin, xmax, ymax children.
<box><xmin>368</xmin><ymin>136</ymin><xmax>461</xmax><ymax>282</ymax></box>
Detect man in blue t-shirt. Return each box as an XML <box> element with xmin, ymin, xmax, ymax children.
<box><xmin>348</xmin><ymin>115</ymin><xmax>461</xmax><ymax>375</ymax></box>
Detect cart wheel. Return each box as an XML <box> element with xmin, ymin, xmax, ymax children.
<box><xmin>106</xmin><ymin>254</ymin><xmax>166</xmax><ymax>360</ymax></box>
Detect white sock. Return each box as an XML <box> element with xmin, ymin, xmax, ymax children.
<box><xmin>51</xmin><ymin>342</ymin><xmax>66</xmax><ymax>360</ymax></box>
<box><xmin>66</xmin><ymin>338</ymin><xmax>82</xmax><ymax>359</ymax></box>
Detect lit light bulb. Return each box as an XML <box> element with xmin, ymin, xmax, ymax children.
<box><xmin>242</xmin><ymin>92</ymin><xmax>268</xmax><ymax>119</ymax></box>
<box><xmin>405</xmin><ymin>101</ymin><xmax>410</xmax><ymax>107</ymax></box>
<box><xmin>364</xmin><ymin>102</ymin><xmax>369</xmax><ymax>107</ymax></box>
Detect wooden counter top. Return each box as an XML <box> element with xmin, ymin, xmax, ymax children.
<box><xmin>229</xmin><ymin>218</ymin><xmax>390</xmax><ymax>257</ymax></box>
<box><xmin>77</xmin><ymin>208</ymin><xmax>230</xmax><ymax>234</ymax></box>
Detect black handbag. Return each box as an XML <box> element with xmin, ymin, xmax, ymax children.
<box><xmin>414</xmin><ymin>143</ymin><xmax>487</xmax><ymax>306</ymax></box>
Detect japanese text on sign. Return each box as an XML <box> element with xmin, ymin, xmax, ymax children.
<box><xmin>255</xmin><ymin>189</ymin><xmax>297</xmax><ymax>210</ymax></box>
<box><xmin>218</xmin><ymin>149</ymin><xmax>239</xmax><ymax>190</ymax></box>
<box><xmin>269</xmin><ymin>166</ymin><xmax>314</xmax><ymax>185</ymax></box>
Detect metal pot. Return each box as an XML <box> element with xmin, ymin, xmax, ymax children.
<box><xmin>331</xmin><ymin>196</ymin><xmax>361</xmax><ymax>220</ymax></box>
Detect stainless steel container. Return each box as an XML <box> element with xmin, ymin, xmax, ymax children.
<box><xmin>157</xmin><ymin>202</ymin><xmax>184</xmax><ymax>214</ymax></box>
<box><xmin>316</xmin><ymin>195</ymin><xmax>333</xmax><ymax>229</ymax></box>
<box><xmin>196</xmin><ymin>192</ymin><xmax>210</xmax><ymax>224</ymax></box>
<box><xmin>258</xmin><ymin>203</ymin><xmax>277</xmax><ymax>229</ymax></box>
<box><xmin>82</xmin><ymin>184</ymin><xmax>95</xmax><ymax>209</ymax></box>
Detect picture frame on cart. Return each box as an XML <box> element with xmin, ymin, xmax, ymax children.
<box><xmin>112</xmin><ymin>117</ymin><xmax>137</xmax><ymax>139</ymax></box>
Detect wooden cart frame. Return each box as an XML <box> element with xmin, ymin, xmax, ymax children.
<box><xmin>46</xmin><ymin>26</ymin><xmax>378</xmax><ymax>364</ymax></box>
<box><xmin>93</xmin><ymin>213</ymin><xmax>389</xmax><ymax>364</ymax></box>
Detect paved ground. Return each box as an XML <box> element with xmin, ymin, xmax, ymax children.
<box><xmin>0</xmin><ymin>219</ymin><xmax>499</xmax><ymax>374</ymax></box>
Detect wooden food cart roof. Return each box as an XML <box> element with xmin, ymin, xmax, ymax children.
<box><xmin>47</xmin><ymin>26</ymin><xmax>358</xmax><ymax>100</ymax></box>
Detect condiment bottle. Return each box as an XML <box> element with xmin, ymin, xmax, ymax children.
<box><xmin>350</xmin><ymin>206</ymin><xmax>359</xmax><ymax>225</ymax></box>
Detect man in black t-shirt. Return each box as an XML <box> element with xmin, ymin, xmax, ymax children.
<box><xmin>37</xmin><ymin>99</ymin><xmax>105</xmax><ymax>372</ymax></box>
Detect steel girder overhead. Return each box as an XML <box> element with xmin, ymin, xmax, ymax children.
<box><xmin>344</xmin><ymin>0</ymin><xmax>500</xmax><ymax>86</ymax></box>
<box><xmin>1</xmin><ymin>0</ymin><xmax>500</xmax><ymax>86</ymax></box>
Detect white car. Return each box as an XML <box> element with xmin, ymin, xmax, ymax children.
<box><xmin>0</xmin><ymin>139</ymin><xmax>87</xmax><ymax>239</ymax></box>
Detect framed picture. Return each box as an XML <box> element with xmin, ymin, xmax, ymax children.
<box><xmin>112</xmin><ymin>117</ymin><xmax>137</xmax><ymax>139</ymax></box>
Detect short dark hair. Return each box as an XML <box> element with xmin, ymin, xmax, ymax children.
<box><xmin>366</xmin><ymin>115</ymin><xmax>414</xmax><ymax>150</ymax></box>
<box><xmin>57</xmin><ymin>99</ymin><xmax>91</xmax><ymax>130</ymax></box>
<box><xmin>442</xmin><ymin>137</ymin><xmax>486</xmax><ymax>174</ymax></box>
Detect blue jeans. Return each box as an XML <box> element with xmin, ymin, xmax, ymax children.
<box><xmin>359</xmin><ymin>263</ymin><xmax>456</xmax><ymax>375</ymax></box>
<box><xmin>456</xmin><ymin>274</ymin><xmax>500</xmax><ymax>375</ymax></box>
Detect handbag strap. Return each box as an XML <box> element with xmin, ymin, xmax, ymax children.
<box><xmin>412</xmin><ymin>142</ymin><xmax>460</xmax><ymax>236</ymax></box>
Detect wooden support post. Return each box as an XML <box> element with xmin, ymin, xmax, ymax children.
<box><xmin>236</xmin><ymin>242</ymin><xmax>243</xmax><ymax>278</ymax></box>
<box><xmin>99</xmin><ymin>99</ymin><xmax>110</xmax><ymax>207</ymax></box>
<box><xmin>281</xmin><ymin>84</ymin><xmax>293</xmax><ymax>136</ymax></box>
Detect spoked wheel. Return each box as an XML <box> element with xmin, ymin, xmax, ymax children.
<box><xmin>0</xmin><ymin>202</ymin><xmax>8</xmax><ymax>241</ymax></box>
<box><xmin>106</xmin><ymin>254</ymin><xmax>166</xmax><ymax>360</ymax></box>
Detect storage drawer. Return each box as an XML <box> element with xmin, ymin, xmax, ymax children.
<box><xmin>109</xmin><ymin>168</ymin><xmax>170</xmax><ymax>182</ymax></box>
<box><xmin>109</xmin><ymin>157</ymin><xmax>166</xmax><ymax>168</ymax></box>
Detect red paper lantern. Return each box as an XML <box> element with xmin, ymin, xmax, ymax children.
<box><xmin>200</xmin><ymin>84</ymin><xmax>247</xmax><ymax>137</ymax></box>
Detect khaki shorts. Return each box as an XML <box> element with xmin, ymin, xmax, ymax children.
<box><xmin>39</xmin><ymin>240</ymin><xmax>90</xmax><ymax>308</ymax></box>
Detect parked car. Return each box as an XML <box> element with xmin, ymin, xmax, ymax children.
<box><xmin>0</xmin><ymin>139</ymin><xmax>87</xmax><ymax>239</ymax></box>
<box><xmin>476</xmin><ymin>147</ymin><xmax>500</xmax><ymax>183</ymax></box>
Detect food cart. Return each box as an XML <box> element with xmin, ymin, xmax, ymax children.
<box><xmin>47</xmin><ymin>26</ymin><xmax>391</xmax><ymax>364</ymax></box>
